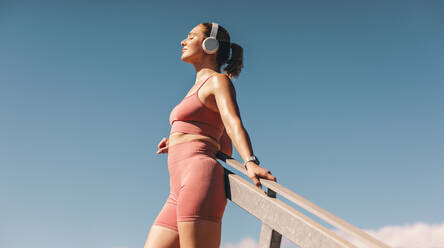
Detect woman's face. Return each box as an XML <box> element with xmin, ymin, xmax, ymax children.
<box><xmin>180</xmin><ymin>25</ymin><xmax>206</xmax><ymax>63</ymax></box>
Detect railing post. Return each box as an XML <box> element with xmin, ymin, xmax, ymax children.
<box><xmin>258</xmin><ymin>188</ymin><xmax>282</xmax><ymax>248</ymax></box>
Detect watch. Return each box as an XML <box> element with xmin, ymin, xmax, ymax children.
<box><xmin>243</xmin><ymin>155</ymin><xmax>260</xmax><ymax>167</ymax></box>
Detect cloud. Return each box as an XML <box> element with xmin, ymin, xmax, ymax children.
<box><xmin>221</xmin><ymin>221</ymin><xmax>444</xmax><ymax>248</ymax></box>
<box><xmin>220</xmin><ymin>235</ymin><xmax>300</xmax><ymax>248</ymax></box>
<box><xmin>221</xmin><ymin>237</ymin><xmax>258</xmax><ymax>248</ymax></box>
<box><xmin>333</xmin><ymin>221</ymin><xmax>444</xmax><ymax>248</ymax></box>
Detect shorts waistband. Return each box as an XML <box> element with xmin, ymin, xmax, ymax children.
<box><xmin>168</xmin><ymin>140</ymin><xmax>219</xmax><ymax>163</ymax></box>
<box><xmin>168</xmin><ymin>139</ymin><xmax>217</xmax><ymax>150</ymax></box>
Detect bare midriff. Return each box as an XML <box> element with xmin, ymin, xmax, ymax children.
<box><xmin>169</xmin><ymin>132</ymin><xmax>220</xmax><ymax>150</ymax></box>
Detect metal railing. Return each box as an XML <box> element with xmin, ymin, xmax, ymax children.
<box><xmin>216</xmin><ymin>152</ymin><xmax>392</xmax><ymax>248</ymax></box>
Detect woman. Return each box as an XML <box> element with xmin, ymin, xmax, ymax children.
<box><xmin>144</xmin><ymin>22</ymin><xmax>277</xmax><ymax>248</ymax></box>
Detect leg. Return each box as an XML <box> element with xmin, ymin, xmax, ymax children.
<box><xmin>176</xmin><ymin>157</ymin><xmax>228</xmax><ymax>248</ymax></box>
<box><xmin>145</xmin><ymin>195</ymin><xmax>180</xmax><ymax>248</ymax></box>
<box><xmin>144</xmin><ymin>224</ymin><xmax>180</xmax><ymax>248</ymax></box>
<box><xmin>178</xmin><ymin>219</ymin><xmax>222</xmax><ymax>248</ymax></box>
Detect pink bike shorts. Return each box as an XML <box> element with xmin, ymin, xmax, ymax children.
<box><xmin>152</xmin><ymin>140</ymin><xmax>228</xmax><ymax>232</ymax></box>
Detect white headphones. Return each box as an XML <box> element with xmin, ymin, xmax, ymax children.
<box><xmin>202</xmin><ymin>22</ymin><xmax>219</xmax><ymax>54</ymax></box>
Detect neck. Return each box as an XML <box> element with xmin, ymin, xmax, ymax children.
<box><xmin>192</xmin><ymin>56</ymin><xmax>220</xmax><ymax>83</ymax></box>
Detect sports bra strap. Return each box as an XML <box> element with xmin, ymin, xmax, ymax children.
<box><xmin>196</xmin><ymin>73</ymin><xmax>217</xmax><ymax>94</ymax></box>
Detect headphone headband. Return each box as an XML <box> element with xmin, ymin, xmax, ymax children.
<box><xmin>210</xmin><ymin>22</ymin><xmax>219</xmax><ymax>39</ymax></box>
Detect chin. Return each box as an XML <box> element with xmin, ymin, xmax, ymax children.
<box><xmin>181</xmin><ymin>55</ymin><xmax>195</xmax><ymax>64</ymax></box>
<box><xmin>181</xmin><ymin>57</ymin><xmax>190</xmax><ymax>63</ymax></box>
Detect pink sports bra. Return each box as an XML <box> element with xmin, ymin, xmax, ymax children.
<box><xmin>169</xmin><ymin>73</ymin><xmax>225</xmax><ymax>142</ymax></box>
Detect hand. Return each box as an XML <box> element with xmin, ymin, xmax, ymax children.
<box><xmin>245</xmin><ymin>162</ymin><xmax>277</xmax><ymax>190</ymax></box>
<box><xmin>156</xmin><ymin>137</ymin><xmax>169</xmax><ymax>154</ymax></box>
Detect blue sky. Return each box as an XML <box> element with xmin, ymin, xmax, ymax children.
<box><xmin>1</xmin><ymin>0</ymin><xmax>443</xmax><ymax>247</ymax></box>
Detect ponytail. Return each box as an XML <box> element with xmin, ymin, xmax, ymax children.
<box><xmin>222</xmin><ymin>42</ymin><xmax>244</xmax><ymax>80</ymax></box>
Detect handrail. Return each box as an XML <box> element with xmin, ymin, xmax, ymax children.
<box><xmin>217</xmin><ymin>152</ymin><xmax>391</xmax><ymax>248</ymax></box>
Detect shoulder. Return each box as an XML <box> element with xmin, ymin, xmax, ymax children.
<box><xmin>210</xmin><ymin>73</ymin><xmax>235</xmax><ymax>93</ymax></box>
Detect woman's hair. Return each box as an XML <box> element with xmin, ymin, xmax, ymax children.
<box><xmin>200</xmin><ymin>23</ymin><xmax>244</xmax><ymax>80</ymax></box>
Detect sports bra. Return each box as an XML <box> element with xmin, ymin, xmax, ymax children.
<box><xmin>169</xmin><ymin>73</ymin><xmax>225</xmax><ymax>142</ymax></box>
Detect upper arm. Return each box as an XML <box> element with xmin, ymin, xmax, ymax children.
<box><xmin>213</xmin><ymin>74</ymin><xmax>242</xmax><ymax>131</ymax></box>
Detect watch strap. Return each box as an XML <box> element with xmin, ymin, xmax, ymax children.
<box><xmin>243</xmin><ymin>155</ymin><xmax>259</xmax><ymax>167</ymax></box>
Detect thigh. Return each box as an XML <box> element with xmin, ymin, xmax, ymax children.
<box><xmin>148</xmin><ymin>195</ymin><xmax>180</xmax><ymax>247</ymax></box>
<box><xmin>144</xmin><ymin>224</ymin><xmax>180</xmax><ymax>248</ymax></box>
<box><xmin>152</xmin><ymin>195</ymin><xmax>179</xmax><ymax>232</ymax></box>
<box><xmin>177</xmin><ymin>219</ymin><xmax>222</xmax><ymax>248</ymax></box>
<box><xmin>177</xmin><ymin>157</ymin><xmax>227</xmax><ymax>222</ymax></box>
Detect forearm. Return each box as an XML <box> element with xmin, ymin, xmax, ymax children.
<box><xmin>226</xmin><ymin>121</ymin><xmax>254</xmax><ymax>163</ymax></box>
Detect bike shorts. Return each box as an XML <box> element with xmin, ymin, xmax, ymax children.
<box><xmin>152</xmin><ymin>139</ymin><xmax>228</xmax><ymax>232</ymax></box>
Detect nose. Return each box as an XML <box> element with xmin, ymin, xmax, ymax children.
<box><xmin>181</xmin><ymin>39</ymin><xmax>186</xmax><ymax>47</ymax></box>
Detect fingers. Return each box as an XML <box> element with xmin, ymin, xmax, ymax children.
<box><xmin>251</xmin><ymin>176</ymin><xmax>262</xmax><ymax>189</ymax></box>
<box><xmin>157</xmin><ymin>141</ymin><xmax>163</xmax><ymax>149</ymax></box>
<box><xmin>260</xmin><ymin>168</ymin><xmax>277</xmax><ymax>182</ymax></box>
<box><xmin>157</xmin><ymin>137</ymin><xmax>168</xmax><ymax>149</ymax></box>
<box><xmin>156</xmin><ymin>146</ymin><xmax>168</xmax><ymax>154</ymax></box>
<box><xmin>247</xmin><ymin>166</ymin><xmax>277</xmax><ymax>190</ymax></box>
<box><xmin>267</xmin><ymin>171</ymin><xmax>277</xmax><ymax>182</ymax></box>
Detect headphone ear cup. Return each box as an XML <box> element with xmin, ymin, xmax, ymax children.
<box><xmin>202</xmin><ymin>37</ymin><xmax>219</xmax><ymax>54</ymax></box>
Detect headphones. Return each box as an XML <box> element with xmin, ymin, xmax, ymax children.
<box><xmin>202</xmin><ymin>22</ymin><xmax>219</xmax><ymax>54</ymax></box>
